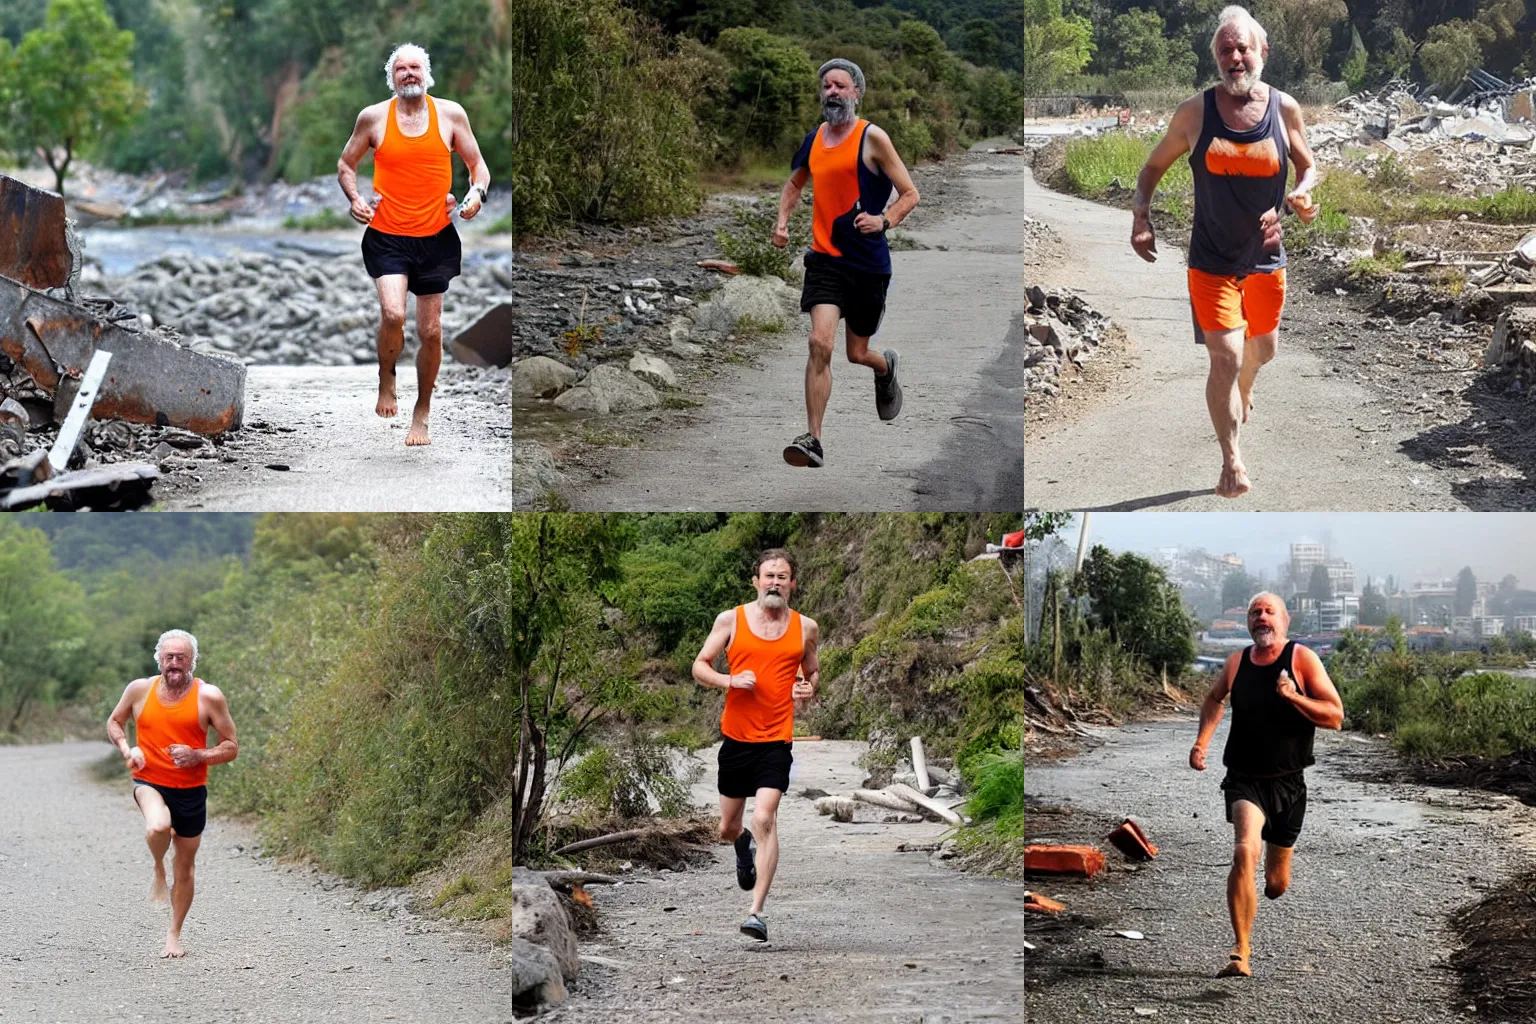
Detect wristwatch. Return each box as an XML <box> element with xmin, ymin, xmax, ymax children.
<box><xmin>467</xmin><ymin>184</ymin><xmax>487</xmax><ymax>205</ymax></box>
<box><xmin>880</xmin><ymin>214</ymin><xmax>890</xmax><ymax>232</ymax></box>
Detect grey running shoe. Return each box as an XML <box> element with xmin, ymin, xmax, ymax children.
<box><xmin>875</xmin><ymin>349</ymin><xmax>902</xmax><ymax>420</ymax></box>
<box><xmin>734</xmin><ymin>829</ymin><xmax>756</xmax><ymax>891</ymax></box>
<box><xmin>782</xmin><ymin>432</ymin><xmax>824</xmax><ymax>468</ymax></box>
<box><xmin>741</xmin><ymin>913</ymin><xmax>768</xmax><ymax>941</ymax></box>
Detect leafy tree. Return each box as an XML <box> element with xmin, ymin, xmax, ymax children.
<box><xmin>1073</xmin><ymin>545</ymin><xmax>1196</xmax><ymax>674</ymax></box>
<box><xmin>1022</xmin><ymin>0</ymin><xmax>1092</xmax><ymax>94</ymax></box>
<box><xmin>0</xmin><ymin>520</ymin><xmax>89</xmax><ymax>733</ymax></box>
<box><xmin>1341</xmin><ymin>24</ymin><xmax>1369</xmax><ymax>92</ymax></box>
<box><xmin>2</xmin><ymin>0</ymin><xmax>141</xmax><ymax>195</ymax></box>
<box><xmin>956</xmin><ymin>16</ymin><xmax>1003</xmax><ymax>66</ymax></box>
<box><xmin>1360</xmin><ymin>580</ymin><xmax>1388</xmax><ymax>627</ymax></box>
<box><xmin>1096</xmin><ymin>8</ymin><xmax>1198</xmax><ymax>89</ymax></box>
<box><xmin>1221</xmin><ymin>570</ymin><xmax>1258</xmax><ymax>614</ymax></box>
<box><xmin>1456</xmin><ymin>566</ymin><xmax>1478</xmax><ymax>617</ymax></box>
<box><xmin>1253</xmin><ymin>0</ymin><xmax>1347</xmax><ymax>83</ymax></box>
<box><xmin>1024</xmin><ymin>511</ymin><xmax>1073</xmax><ymax>541</ymax></box>
<box><xmin>1308</xmin><ymin>563</ymin><xmax>1333</xmax><ymax>603</ymax></box>
<box><xmin>712</xmin><ymin>26</ymin><xmax>816</xmax><ymax>155</ymax></box>
<box><xmin>1419</xmin><ymin>19</ymin><xmax>1483</xmax><ymax>87</ymax></box>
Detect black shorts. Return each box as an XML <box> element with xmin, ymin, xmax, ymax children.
<box><xmin>1221</xmin><ymin>771</ymin><xmax>1306</xmax><ymax>848</ymax></box>
<box><xmin>717</xmin><ymin>737</ymin><xmax>793</xmax><ymax>798</ymax></box>
<box><xmin>800</xmin><ymin>250</ymin><xmax>891</xmax><ymax>338</ymax></box>
<box><xmin>134</xmin><ymin>780</ymin><xmax>208</xmax><ymax>838</ymax></box>
<box><xmin>361</xmin><ymin>223</ymin><xmax>462</xmax><ymax>295</ymax></box>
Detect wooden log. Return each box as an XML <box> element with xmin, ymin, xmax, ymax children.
<box><xmin>910</xmin><ymin>736</ymin><xmax>932</xmax><ymax>791</ymax></box>
<box><xmin>552</xmin><ymin>829</ymin><xmax>649</xmax><ymax>856</ymax></box>
<box><xmin>852</xmin><ymin>788</ymin><xmax>922</xmax><ymax>813</ymax></box>
<box><xmin>814</xmin><ymin>796</ymin><xmax>856</xmax><ymax>822</ymax></box>
<box><xmin>888</xmin><ymin>782</ymin><xmax>965</xmax><ymax>825</ymax></box>
<box><xmin>539</xmin><ymin>870</ymin><xmax>620</xmax><ymax>887</ymax></box>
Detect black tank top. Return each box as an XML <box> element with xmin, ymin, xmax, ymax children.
<box><xmin>1188</xmin><ymin>86</ymin><xmax>1288</xmax><ymax>276</ymax></box>
<box><xmin>1222</xmin><ymin>640</ymin><xmax>1315</xmax><ymax>775</ymax></box>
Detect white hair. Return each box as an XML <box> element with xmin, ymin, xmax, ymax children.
<box><xmin>384</xmin><ymin>43</ymin><xmax>434</xmax><ymax>94</ymax></box>
<box><xmin>1247</xmin><ymin>592</ymin><xmax>1290</xmax><ymax>618</ymax></box>
<box><xmin>1211</xmin><ymin>6</ymin><xmax>1268</xmax><ymax>61</ymax></box>
<box><xmin>154</xmin><ymin>629</ymin><xmax>199</xmax><ymax>672</ymax></box>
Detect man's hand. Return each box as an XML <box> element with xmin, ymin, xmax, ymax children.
<box><xmin>125</xmin><ymin>745</ymin><xmax>146</xmax><ymax>772</ymax></box>
<box><xmin>1189</xmin><ymin>744</ymin><xmax>1207</xmax><ymax>771</ymax></box>
<box><xmin>854</xmin><ymin>211</ymin><xmax>885</xmax><ymax>235</ymax></box>
<box><xmin>1260</xmin><ymin>208</ymin><xmax>1284</xmax><ymax>250</ymax></box>
<box><xmin>1285</xmin><ymin>190</ymin><xmax>1317</xmax><ymax>224</ymax></box>
<box><xmin>1131</xmin><ymin>216</ymin><xmax>1158</xmax><ymax>262</ymax></box>
<box><xmin>1277</xmin><ymin>669</ymin><xmax>1302</xmax><ymax>701</ymax></box>
<box><xmin>772</xmin><ymin>222</ymin><xmax>789</xmax><ymax>248</ymax></box>
<box><xmin>728</xmin><ymin>671</ymin><xmax>757</xmax><ymax>691</ymax></box>
<box><xmin>166</xmin><ymin>744</ymin><xmax>203</xmax><ymax>769</ymax></box>
<box><xmin>458</xmin><ymin>189</ymin><xmax>483</xmax><ymax>220</ymax></box>
<box><xmin>792</xmin><ymin>677</ymin><xmax>816</xmax><ymax>702</ymax></box>
<box><xmin>349</xmin><ymin>196</ymin><xmax>375</xmax><ymax>225</ymax></box>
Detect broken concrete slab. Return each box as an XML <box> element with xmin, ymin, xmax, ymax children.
<box><xmin>0</xmin><ymin>277</ymin><xmax>245</xmax><ymax>433</ymax></box>
<box><xmin>0</xmin><ymin>461</ymin><xmax>158</xmax><ymax>510</ymax></box>
<box><xmin>0</xmin><ymin>173</ymin><xmax>71</xmax><ymax>290</ymax></box>
<box><xmin>449</xmin><ymin>301</ymin><xmax>511</xmax><ymax>368</ymax></box>
<box><xmin>1024</xmin><ymin>844</ymin><xmax>1106</xmax><ymax>878</ymax></box>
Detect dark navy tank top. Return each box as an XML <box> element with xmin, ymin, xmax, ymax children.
<box><xmin>791</xmin><ymin>120</ymin><xmax>894</xmax><ymax>275</ymax></box>
<box><xmin>1221</xmin><ymin>640</ymin><xmax>1315</xmax><ymax>776</ymax></box>
<box><xmin>1188</xmin><ymin>86</ymin><xmax>1288</xmax><ymax>276</ymax></box>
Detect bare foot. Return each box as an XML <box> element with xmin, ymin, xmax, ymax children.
<box><xmin>405</xmin><ymin>408</ymin><xmax>431</xmax><ymax>446</ymax></box>
<box><xmin>376</xmin><ymin>373</ymin><xmax>398</xmax><ymax>418</ymax></box>
<box><xmin>1215</xmin><ymin>464</ymin><xmax>1252</xmax><ymax>499</ymax></box>
<box><xmin>161</xmin><ymin>934</ymin><xmax>184</xmax><ymax>959</ymax></box>
<box><xmin>1240</xmin><ymin>395</ymin><xmax>1254</xmax><ymax>424</ymax></box>
<box><xmin>1217</xmin><ymin>949</ymin><xmax>1251</xmax><ymax>977</ymax></box>
<box><xmin>149</xmin><ymin>865</ymin><xmax>169</xmax><ymax>904</ymax></box>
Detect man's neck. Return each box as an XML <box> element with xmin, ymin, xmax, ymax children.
<box><xmin>1219</xmin><ymin>82</ymin><xmax>1267</xmax><ymax>106</ymax></box>
<box><xmin>396</xmin><ymin>93</ymin><xmax>427</xmax><ymax>116</ymax></box>
<box><xmin>754</xmin><ymin>600</ymin><xmax>790</xmax><ymax>622</ymax></box>
<box><xmin>823</xmin><ymin>118</ymin><xmax>856</xmax><ymax>139</ymax></box>
<box><xmin>1251</xmin><ymin>637</ymin><xmax>1286</xmax><ymax>657</ymax></box>
<box><xmin>160</xmin><ymin>674</ymin><xmax>194</xmax><ymax>696</ymax></box>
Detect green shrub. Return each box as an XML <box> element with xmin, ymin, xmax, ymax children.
<box><xmin>961</xmin><ymin>748</ymin><xmax>1023</xmax><ymax>836</ymax></box>
<box><xmin>559</xmin><ymin>738</ymin><xmax>695</xmax><ymax>819</ymax></box>
<box><xmin>283</xmin><ymin>208</ymin><xmax>353</xmax><ymax>231</ymax></box>
<box><xmin>714</xmin><ymin>199</ymin><xmax>810</xmax><ymax>280</ymax></box>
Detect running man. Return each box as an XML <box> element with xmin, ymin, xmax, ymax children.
<box><xmin>1130</xmin><ymin>5</ymin><xmax>1318</xmax><ymax>498</ymax></box>
<box><xmin>692</xmin><ymin>548</ymin><xmax>819</xmax><ymax>941</ymax></box>
<box><xmin>1188</xmin><ymin>592</ymin><xmax>1343</xmax><ymax>978</ymax></box>
<box><xmin>337</xmin><ymin>42</ymin><xmax>491</xmax><ymax>446</ymax></box>
<box><xmin>107</xmin><ymin>629</ymin><xmax>239</xmax><ymax>958</ymax></box>
<box><xmin>772</xmin><ymin>58</ymin><xmax>920</xmax><ymax>468</ymax></box>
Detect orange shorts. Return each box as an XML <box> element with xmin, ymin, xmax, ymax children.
<box><xmin>1187</xmin><ymin>267</ymin><xmax>1286</xmax><ymax>340</ymax></box>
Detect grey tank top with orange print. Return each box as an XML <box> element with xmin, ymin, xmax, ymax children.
<box><xmin>1188</xmin><ymin>87</ymin><xmax>1289</xmax><ymax>276</ymax></box>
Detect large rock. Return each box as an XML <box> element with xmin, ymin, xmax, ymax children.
<box><xmin>513</xmin><ymin>355</ymin><xmax>580</xmax><ymax>399</ymax></box>
<box><xmin>511</xmin><ymin>936</ymin><xmax>567</xmax><ymax>1010</ymax></box>
<box><xmin>628</xmin><ymin>352</ymin><xmax>677</xmax><ymax>389</ymax></box>
<box><xmin>512</xmin><ymin>441</ymin><xmax>563</xmax><ymax>508</ymax></box>
<box><xmin>553</xmin><ymin>363</ymin><xmax>660</xmax><ymax>415</ymax></box>
<box><xmin>512</xmin><ymin>880</ymin><xmax>579</xmax><ymax>982</ymax></box>
<box><xmin>693</xmin><ymin>274</ymin><xmax>798</xmax><ymax>334</ymax></box>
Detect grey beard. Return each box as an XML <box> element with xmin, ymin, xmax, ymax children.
<box><xmin>762</xmin><ymin>592</ymin><xmax>786</xmax><ymax>609</ymax></box>
<box><xmin>1251</xmin><ymin>626</ymin><xmax>1277</xmax><ymax>645</ymax></box>
<box><xmin>1221</xmin><ymin>65</ymin><xmax>1263</xmax><ymax>97</ymax></box>
<box><xmin>822</xmin><ymin>97</ymin><xmax>856</xmax><ymax>126</ymax></box>
<box><xmin>396</xmin><ymin>83</ymin><xmax>425</xmax><ymax>98</ymax></box>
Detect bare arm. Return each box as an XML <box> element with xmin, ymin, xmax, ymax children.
<box><xmin>338</xmin><ymin>108</ymin><xmax>377</xmax><ymax>223</ymax></box>
<box><xmin>1133</xmin><ymin>98</ymin><xmax>1198</xmax><ymax>221</ymax></box>
<box><xmin>693</xmin><ymin>610</ymin><xmax>749</xmax><ymax>690</ymax></box>
<box><xmin>1282</xmin><ymin>646</ymin><xmax>1344</xmax><ymax>730</ymax></box>
<box><xmin>795</xmin><ymin>617</ymin><xmax>820</xmax><ymax>706</ymax></box>
<box><xmin>448</xmin><ymin>102</ymin><xmax>491</xmax><ymax>219</ymax></box>
<box><xmin>1190</xmin><ymin>654</ymin><xmax>1238</xmax><ymax>769</ymax></box>
<box><xmin>200</xmin><ymin>685</ymin><xmax>240</xmax><ymax>765</ymax></box>
<box><xmin>868</xmin><ymin>127</ymin><xmax>919</xmax><ymax>229</ymax></box>
<box><xmin>772</xmin><ymin>166</ymin><xmax>811</xmax><ymax>247</ymax></box>
<box><xmin>106</xmin><ymin>679</ymin><xmax>148</xmax><ymax>765</ymax></box>
<box><xmin>1280</xmin><ymin>93</ymin><xmax>1318</xmax><ymax>216</ymax></box>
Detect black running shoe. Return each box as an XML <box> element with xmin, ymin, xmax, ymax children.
<box><xmin>782</xmin><ymin>432</ymin><xmax>824</xmax><ymax>468</ymax></box>
<box><xmin>734</xmin><ymin>829</ymin><xmax>756</xmax><ymax>891</ymax></box>
<box><xmin>741</xmin><ymin>913</ymin><xmax>768</xmax><ymax>941</ymax></box>
<box><xmin>875</xmin><ymin>348</ymin><xmax>902</xmax><ymax>421</ymax></box>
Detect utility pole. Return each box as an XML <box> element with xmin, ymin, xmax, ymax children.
<box><xmin>1074</xmin><ymin>512</ymin><xmax>1092</xmax><ymax>573</ymax></box>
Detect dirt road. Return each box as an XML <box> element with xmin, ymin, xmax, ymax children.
<box><xmin>0</xmin><ymin>742</ymin><xmax>510</xmax><ymax>1022</ymax></box>
<box><xmin>1025</xmin><ymin>719</ymin><xmax>1536</xmax><ymax>1023</ymax></box>
<box><xmin>1023</xmin><ymin>168</ymin><xmax>1465</xmax><ymax>510</ymax></box>
<box><xmin>544</xmin><ymin>739</ymin><xmax>1024</xmax><ymax>1023</ymax></box>
<box><xmin>160</xmin><ymin>365</ymin><xmax>510</xmax><ymax>510</ymax></box>
<box><xmin>555</xmin><ymin>151</ymin><xmax>1025</xmax><ymax>511</ymax></box>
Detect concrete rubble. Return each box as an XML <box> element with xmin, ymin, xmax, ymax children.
<box><xmin>1024</xmin><ymin>283</ymin><xmax>1110</xmax><ymax>398</ymax></box>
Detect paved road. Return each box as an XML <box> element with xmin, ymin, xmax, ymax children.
<box><xmin>1024</xmin><ymin>168</ymin><xmax>1463</xmax><ymax>510</ymax></box>
<box><xmin>557</xmin><ymin>155</ymin><xmax>1025</xmax><ymax>511</ymax></box>
<box><xmin>544</xmin><ymin>739</ymin><xmax>1025</xmax><ymax>1023</ymax></box>
<box><xmin>0</xmin><ymin>742</ymin><xmax>510</xmax><ymax>1022</ymax></box>
<box><xmin>161</xmin><ymin>365</ymin><xmax>509</xmax><ymax>510</ymax></box>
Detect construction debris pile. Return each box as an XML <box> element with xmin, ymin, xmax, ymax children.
<box><xmin>1483</xmin><ymin>309</ymin><xmax>1536</xmax><ymax>394</ymax></box>
<box><xmin>1025</xmin><ymin>284</ymin><xmax>1110</xmax><ymax>397</ymax></box>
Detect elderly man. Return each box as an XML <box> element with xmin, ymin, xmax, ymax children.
<box><xmin>771</xmin><ymin>58</ymin><xmax>920</xmax><ymax>468</ymax></box>
<box><xmin>337</xmin><ymin>42</ymin><xmax>491</xmax><ymax>446</ymax></box>
<box><xmin>107</xmin><ymin>630</ymin><xmax>239</xmax><ymax>958</ymax></box>
<box><xmin>1129</xmin><ymin>5</ymin><xmax>1319</xmax><ymax>499</ymax></box>
<box><xmin>1188</xmin><ymin>592</ymin><xmax>1343</xmax><ymax>978</ymax></box>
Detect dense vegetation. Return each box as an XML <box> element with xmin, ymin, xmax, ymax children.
<box><xmin>513</xmin><ymin>0</ymin><xmax>1025</xmax><ymax>235</ymax></box>
<box><xmin>0</xmin><ymin>0</ymin><xmax>509</xmax><ymax>193</ymax></box>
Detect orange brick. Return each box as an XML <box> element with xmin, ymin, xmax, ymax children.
<box><xmin>1024</xmin><ymin>844</ymin><xmax>1106</xmax><ymax>878</ymax></box>
<box><xmin>1107</xmin><ymin>818</ymin><xmax>1159</xmax><ymax>861</ymax></box>
<box><xmin>1024</xmin><ymin>891</ymin><xmax>1067</xmax><ymax>914</ymax></box>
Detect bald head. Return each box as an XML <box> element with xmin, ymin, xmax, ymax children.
<box><xmin>1247</xmin><ymin>592</ymin><xmax>1289</xmax><ymax>648</ymax></box>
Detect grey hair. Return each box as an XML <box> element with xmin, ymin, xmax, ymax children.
<box><xmin>154</xmin><ymin>629</ymin><xmax>199</xmax><ymax>672</ymax></box>
<box><xmin>385</xmin><ymin>42</ymin><xmax>435</xmax><ymax>93</ymax></box>
<box><xmin>1211</xmin><ymin>5</ymin><xmax>1268</xmax><ymax>61</ymax></box>
<box><xmin>818</xmin><ymin>58</ymin><xmax>865</xmax><ymax>98</ymax></box>
<box><xmin>1247</xmin><ymin>592</ymin><xmax>1290</xmax><ymax>617</ymax></box>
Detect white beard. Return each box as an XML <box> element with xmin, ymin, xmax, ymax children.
<box><xmin>762</xmin><ymin>592</ymin><xmax>786</xmax><ymax>609</ymax></box>
<box><xmin>396</xmin><ymin>83</ymin><xmax>425</xmax><ymax>98</ymax></box>
<box><xmin>1221</xmin><ymin>61</ymin><xmax>1264</xmax><ymax>97</ymax></box>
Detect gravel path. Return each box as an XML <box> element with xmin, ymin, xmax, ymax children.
<box><xmin>1025</xmin><ymin>718</ymin><xmax>1536</xmax><ymax>1023</ymax></box>
<box><xmin>543</xmin><ymin>739</ymin><xmax>1024</xmax><ymax>1023</ymax></box>
<box><xmin>0</xmin><ymin>742</ymin><xmax>510</xmax><ymax>1022</ymax></box>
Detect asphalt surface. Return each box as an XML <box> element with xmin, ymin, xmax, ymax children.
<box><xmin>1025</xmin><ymin>718</ymin><xmax>1536</xmax><ymax>1023</ymax></box>
<box><xmin>0</xmin><ymin>742</ymin><xmax>511</xmax><ymax>1023</ymax></box>
<box><xmin>1023</xmin><ymin>167</ymin><xmax>1465</xmax><ymax>510</ymax></box>
<box><xmin>556</xmin><ymin>155</ymin><xmax>1025</xmax><ymax>511</ymax></box>
<box><xmin>543</xmin><ymin>739</ymin><xmax>1025</xmax><ymax>1023</ymax></box>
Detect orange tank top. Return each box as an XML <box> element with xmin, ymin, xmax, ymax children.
<box><xmin>370</xmin><ymin>96</ymin><xmax>452</xmax><ymax>237</ymax></box>
<box><xmin>721</xmin><ymin>606</ymin><xmax>802</xmax><ymax>743</ymax></box>
<box><xmin>132</xmin><ymin>676</ymin><xmax>208</xmax><ymax>788</ymax></box>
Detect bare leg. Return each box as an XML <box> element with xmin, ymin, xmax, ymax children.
<box><xmin>805</xmin><ymin>305</ymin><xmax>840</xmax><ymax>438</ymax></box>
<box><xmin>718</xmin><ymin>794</ymin><xmax>746</xmax><ymax>843</ymax></box>
<box><xmin>374</xmin><ymin>276</ymin><xmax>409</xmax><ymax>418</ymax></box>
<box><xmin>1220</xmin><ymin>799</ymin><xmax>1265</xmax><ymax>977</ymax></box>
<box><xmin>164</xmin><ymin>833</ymin><xmax>200</xmax><ymax>958</ymax></box>
<box><xmin>134</xmin><ymin>786</ymin><xmax>172</xmax><ymax>905</ymax></box>
<box><xmin>844</xmin><ymin>330</ymin><xmax>888</xmax><ymax>377</ymax></box>
<box><xmin>748</xmin><ymin>787</ymin><xmax>783</xmax><ymax>916</ymax></box>
<box><xmin>408</xmin><ymin>293</ymin><xmax>443</xmax><ymax>446</ymax></box>
<box><xmin>1238</xmin><ymin>330</ymin><xmax>1278</xmax><ymax>424</ymax></box>
<box><xmin>1202</xmin><ymin>326</ymin><xmax>1250</xmax><ymax>498</ymax></box>
<box><xmin>1263</xmin><ymin>842</ymin><xmax>1293</xmax><ymax>900</ymax></box>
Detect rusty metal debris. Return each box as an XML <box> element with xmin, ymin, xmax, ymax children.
<box><xmin>0</xmin><ymin>174</ymin><xmax>73</xmax><ymax>290</ymax></box>
<box><xmin>0</xmin><ymin>458</ymin><xmax>159</xmax><ymax>510</ymax></box>
<box><xmin>449</xmin><ymin>301</ymin><xmax>512</xmax><ymax>368</ymax></box>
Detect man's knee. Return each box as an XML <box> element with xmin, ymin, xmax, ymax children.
<box><xmin>751</xmin><ymin>809</ymin><xmax>777</xmax><ymax>836</ymax></box>
<box><xmin>1264</xmin><ymin>875</ymin><xmax>1288</xmax><ymax>899</ymax></box>
<box><xmin>380</xmin><ymin>307</ymin><xmax>407</xmax><ymax>330</ymax></box>
<box><xmin>807</xmin><ymin>332</ymin><xmax>834</xmax><ymax>365</ymax></box>
<box><xmin>1232</xmin><ymin>839</ymin><xmax>1261</xmax><ymax>867</ymax></box>
<box><xmin>146</xmin><ymin>819</ymin><xmax>172</xmax><ymax>840</ymax></box>
<box><xmin>720</xmin><ymin>820</ymin><xmax>742</xmax><ymax>842</ymax></box>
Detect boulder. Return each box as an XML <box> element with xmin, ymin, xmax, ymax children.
<box><xmin>512</xmin><ymin>442</ymin><xmax>564</xmax><ymax>508</ymax></box>
<box><xmin>628</xmin><ymin>352</ymin><xmax>677</xmax><ymax>389</ymax></box>
<box><xmin>512</xmin><ymin>880</ymin><xmax>579</xmax><ymax>982</ymax></box>
<box><xmin>513</xmin><ymin>356</ymin><xmax>581</xmax><ymax>399</ymax></box>
<box><xmin>692</xmin><ymin>274</ymin><xmax>798</xmax><ymax>334</ymax></box>
<box><xmin>511</xmin><ymin>936</ymin><xmax>567</xmax><ymax>1010</ymax></box>
<box><xmin>554</xmin><ymin>364</ymin><xmax>660</xmax><ymax>415</ymax></box>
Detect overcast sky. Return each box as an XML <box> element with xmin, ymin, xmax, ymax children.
<box><xmin>1060</xmin><ymin>513</ymin><xmax>1536</xmax><ymax>587</ymax></box>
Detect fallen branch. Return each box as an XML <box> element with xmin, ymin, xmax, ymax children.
<box><xmin>552</xmin><ymin>829</ymin><xmax>650</xmax><ymax>856</ymax></box>
<box><xmin>539</xmin><ymin>870</ymin><xmax>620</xmax><ymax>887</ymax></box>
<box><xmin>852</xmin><ymin>788</ymin><xmax>922</xmax><ymax>813</ymax></box>
<box><xmin>888</xmin><ymin>782</ymin><xmax>965</xmax><ymax>825</ymax></box>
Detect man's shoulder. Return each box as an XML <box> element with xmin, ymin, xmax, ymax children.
<box><xmin>356</xmin><ymin>99</ymin><xmax>390</xmax><ymax>124</ymax></box>
<box><xmin>431</xmin><ymin>95</ymin><xmax>466</xmax><ymax>118</ymax></box>
<box><xmin>198</xmin><ymin>680</ymin><xmax>226</xmax><ymax>702</ymax></box>
<box><xmin>797</xmin><ymin>610</ymin><xmax>818</xmax><ymax>631</ymax></box>
<box><xmin>126</xmin><ymin>676</ymin><xmax>154</xmax><ymax>694</ymax></box>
